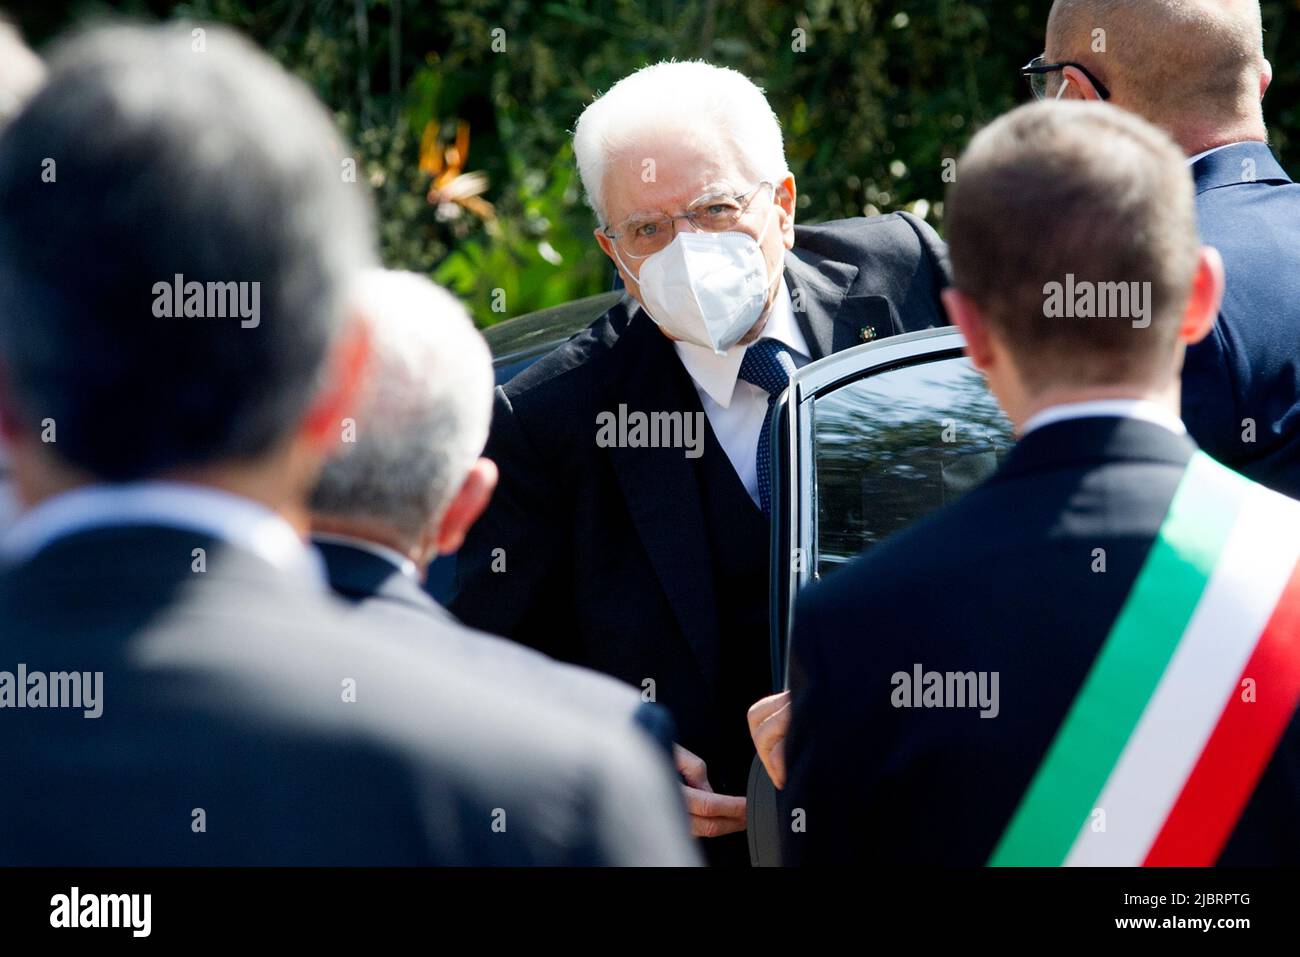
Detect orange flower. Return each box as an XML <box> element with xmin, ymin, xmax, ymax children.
<box><xmin>419</xmin><ymin>119</ymin><xmax>495</xmax><ymax>222</ymax></box>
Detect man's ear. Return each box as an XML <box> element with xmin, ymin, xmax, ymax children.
<box><xmin>1060</xmin><ymin>65</ymin><xmax>1104</xmax><ymax>101</ymax></box>
<box><xmin>776</xmin><ymin>174</ymin><xmax>797</xmax><ymax>250</ymax></box>
<box><xmin>943</xmin><ymin>288</ymin><xmax>995</xmax><ymax>372</ymax></box>
<box><xmin>595</xmin><ymin>227</ymin><xmax>640</xmax><ymax>299</ymax></box>
<box><xmin>594</xmin><ymin>227</ymin><xmax>616</xmax><ymax>262</ymax></box>
<box><xmin>1180</xmin><ymin>245</ymin><xmax>1225</xmax><ymax>347</ymax></box>
<box><xmin>301</xmin><ymin>314</ymin><xmax>372</xmax><ymax>451</ymax></box>
<box><xmin>435</xmin><ymin>457</ymin><xmax>499</xmax><ymax>556</ymax></box>
<box><xmin>1261</xmin><ymin>58</ymin><xmax>1274</xmax><ymax>100</ymax></box>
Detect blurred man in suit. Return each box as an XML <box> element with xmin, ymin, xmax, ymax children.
<box><xmin>309</xmin><ymin>269</ymin><xmax>677</xmax><ymax>755</ymax></box>
<box><xmin>778</xmin><ymin>101</ymin><xmax>1300</xmax><ymax>865</ymax></box>
<box><xmin>0</xmin><ymin>16</ymin><xmax>43</xmax><ymax>532</ymax></box>
<box><xmin>452</xmin><ymin>60</ymin><xmax>950</xmax><ymax>863</ymax></box>
<box><xmin>1038</xmin><ymin>0</ymin><xmax>1300</xmax><ymax>496</ymax></box>
<box><xmin>0</xmin><ymin>23</ymin><xmax>696</xmax><ymax>866</ymax></box>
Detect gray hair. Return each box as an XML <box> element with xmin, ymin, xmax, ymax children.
<box><xmin>572</xmin><ymin>60</ymin><xmax>790</xmax><ymax>225</ymax></box>
<box><xmin>310</xmin><ymin>271</ymin><xmax>494</xmax><ymax>540</ymax></box>
<box><xmin>0</xmin><ymin>23</ymin><xmax>376</xmax><ymax>479</ymax></box>
<box><xmin>0</xmin><ymin>18</ymin><xmax>44</xmax><ymax>124</ymax></box>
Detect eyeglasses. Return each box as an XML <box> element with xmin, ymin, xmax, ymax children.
<box><xmin>602</xmin><ymin>181</ymin><xmax>774</xmax><ymax>258</ymax></box>
<box><xmin>1021</xmin><ymin>55</ymin><xmax>1111</xmax><ymax>101</ymax></box>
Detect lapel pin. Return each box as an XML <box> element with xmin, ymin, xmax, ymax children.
<box><xmin>860</xmin><ymin>326</ymin><xmax>877</xmax><ymax>342</ymax></box>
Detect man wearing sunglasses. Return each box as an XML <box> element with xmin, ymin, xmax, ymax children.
<box><xmin>1029</xmin><ymin>0</ymin><xmax>1300</xmax><ymax>500</ymax></box>
<box><xmin>451</xmin><ymin>60</ymin><xmax>950</xmax><ymax>865</ymax></box>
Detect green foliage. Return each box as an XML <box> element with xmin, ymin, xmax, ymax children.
<box><xmin>20</xmin><ymin>1</ymin><xmax>1300</xmax><ymax>326</ymax></box>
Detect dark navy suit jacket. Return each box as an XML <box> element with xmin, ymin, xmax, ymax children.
<box><xmin>781</xmin><ymin>417</ymin><xmax>1300</xmax><ymax>866</ymax></box>
<box><xmin>1184</xmin><ymin>142</ymin><xmax>1300</xmax><ymax>498</ymax></box>
<box><xmin>0</xmin><ymin>526</ymin><xmax>698</xmax><ymax>865</ymax></box>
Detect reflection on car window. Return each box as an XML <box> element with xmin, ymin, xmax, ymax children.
<box><xmin>812</xmin><ymin>356</ymin><xmax>1012</xmax><ymax>577</ymax></box>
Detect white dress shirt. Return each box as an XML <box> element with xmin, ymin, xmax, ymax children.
<box><xmin>312</xmin><ymin>531</ymin><xmax>420</xmax><ymax>581</ymax></box>
<box><xmin>1021</xmin><ymin>398</ymin><xmax>1187</xmax><ymax>438</ymax></box>
<box><xmin>1187</xmin><ymin>142</ymin><xmax>1246</xmax><ymax>166</ymax></box>
<box><xmin>672</xmin><ymin>277</ymin><xmax>811</xmax><ymax>505</ymax></box>
<box><xmin>0</xmin><ymin>480</ymin><xmax>324</xmax><ymax>586</ymax></box>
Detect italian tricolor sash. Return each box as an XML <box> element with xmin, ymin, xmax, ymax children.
<box><xmin>989</xmin><ymin>452</ymin><xmax>1300</xmax><ymax>866</ymax></box>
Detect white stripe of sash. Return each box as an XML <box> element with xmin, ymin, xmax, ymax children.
<box><xmin>1064</xmin><ymin>483</ymin><xmax>1300</xmax><ymax>866</ymax></box>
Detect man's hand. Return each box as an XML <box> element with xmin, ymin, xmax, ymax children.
<box><xmin>747</xmin><ymin>691</ymin><xmax>792</xmax><ymax>789</ymax></box>
<box><xmin>674</xmin><ymin>744</ymin><xmax>747</xmax><ymax>838</ymax></box>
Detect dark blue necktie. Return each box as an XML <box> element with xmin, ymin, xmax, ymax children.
<box><xmin>738</xmin><ymin>339</ymin><xmax>798</xmax><ymax>517</ymax></box>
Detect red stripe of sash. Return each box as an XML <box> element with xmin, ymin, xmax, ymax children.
<box><xmin>1143</xmin><ymin>561</ymin><xmax>1300</xmax><ymax>866</ymax></box>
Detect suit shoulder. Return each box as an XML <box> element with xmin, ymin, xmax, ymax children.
<box><xmin>1194</xmin><ymin>180</ymin><xmax>1300</xmax><ymax>268</ymax></box>
<box><xmin>487</xmin><ymin>304</ymin><xmax>638</xmax><ymax>461</ymax></box>
<box><xmin>189</xmin><ymin>591</ymin><xmax>679</xmax><ymax>860</ymax></box>
<box><xmin>0</xmin><ymin>544</ymin><xmax>682</xmax><ymax>864</ymax></box>
<box><xmin>359</xmin><ymin>595</ymin><xmax>647</xmax><ymax>723</ymax></box>
<box><xmin>795</xmin><ymin>213</ymin><xmax>949</xmax><ymax>296</ymax></box>
<box><xmin>498</xmin><ymin>302</ymin><xmax>630</xmax><ymax>406</ymax></box>
<box><xmin>794</xmin><ymin>212</ymin><xmax>941</xmax><ymax>260</ymax></box>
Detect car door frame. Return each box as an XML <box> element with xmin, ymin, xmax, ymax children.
<box><xmin>749</xmin><ymin>326</ymin><xmax>972</xmax><ymax>867</ymax></box>
<box><xmin>767</xmin><ymin>326</ymin><xmax>971</xmax><ymax>689</ymax></box>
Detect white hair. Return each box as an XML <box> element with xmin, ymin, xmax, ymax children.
<box><xmin>572</xmin><ymin>60</ymin><xmax>790</xmax><ymax>225</ymax></box>
<box><xmin>310</xmin><ymin>270</ymin><xmax>494</xmax><ymax>540</ymax></box>
<box><xmin>0</xmin><ymin>19</ymin><xmax>44</xmax><ymax>124</ymax></box>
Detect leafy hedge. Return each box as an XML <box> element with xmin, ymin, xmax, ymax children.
<box><xmin>20</xmin><ymin>1</ymin><xmax>1300</xmax><ymax>327</ymax></box>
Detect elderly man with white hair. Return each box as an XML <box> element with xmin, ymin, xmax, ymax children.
<box><xmin>452</xmin><ymin>61</ymin><xmax>950</xmax><ymax>865</ymax></box>
<box><xmin>309</xmin><ymin>270</ymin><xmax>683</xmax><ymax>765</ymax></box>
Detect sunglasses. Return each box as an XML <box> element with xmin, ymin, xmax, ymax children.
<box><xmin>1021</xmin><ymin>56</ymin><xmax>1111</xmax><ymax>101</ymax></box>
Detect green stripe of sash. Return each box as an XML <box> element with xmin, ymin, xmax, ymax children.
<box><xmin>988</xmin><ymin>453</ymin><xmax>1246</xmax><ymax>866</ymax></box>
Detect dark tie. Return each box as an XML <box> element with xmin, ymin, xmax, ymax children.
<box><xmin>738</xmin><ymin>339</ymin><xmax>798</xmax><ymax>517</ymax></box>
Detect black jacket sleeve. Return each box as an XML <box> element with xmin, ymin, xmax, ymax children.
<box><xmin>451</xmin><ymin>385</ymin><xmax>582</xmax><ymax>662</ymax></box>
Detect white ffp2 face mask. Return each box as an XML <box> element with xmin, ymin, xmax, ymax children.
<box><xmin>626</xmin><ymin>206</ymin><xmax>779</xmax><ymax>355</ymax></box>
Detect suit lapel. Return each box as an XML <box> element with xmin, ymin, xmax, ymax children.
<box><xmin>784</xmin><ymin>248</ymin><xmax>854</xmax><ymax>359</ymax></box>
<box><xmin>599</xmin><ymin>310</ymin><xmax>721</xmax><ymax>686</ymax></box>
<box><xmin>784</xmin><ymin>245</ymin><xmax>900</xmax><ymax>360</ymax></box>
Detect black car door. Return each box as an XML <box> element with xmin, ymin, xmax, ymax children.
<box><xmin>749</xmin><ymin>327</ymin><xmax>1015</xmax><ymax>864</ymax></box>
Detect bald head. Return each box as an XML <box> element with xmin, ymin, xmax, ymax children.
<box><xmin>1046</xmin><ymin>0</ymin><xmax>1269</xmax><ymax>152</ymax></box>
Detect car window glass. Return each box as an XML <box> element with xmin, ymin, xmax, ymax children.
<box><xmin>811</xmin><ymin>356</ymin><xmax>1012</xmax><ymax>578</ymax></box>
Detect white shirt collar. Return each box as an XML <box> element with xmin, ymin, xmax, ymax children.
<box><xmin>0</xmin><ymin>480</ymin><xmax>325</xmax><ymax>586</ymax></box>
<box><xmin>671</xmin><ymin>276</ymin><xmax>811</xmax><ymax>409</ymax></box>
<box><xmin>312</xmin><ymin>531</ymin><xmax>420</xmax><ymax>582</ymax></box>
<box><xmin>1021</xmin><ymin>399</ymin><xmax>1187</xmax><ymax>438</ymax></box>
<box><xmin>1187</xmin><ymin>142</ymin><xmax>1247</xmax><ymax>166</ymax></box>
